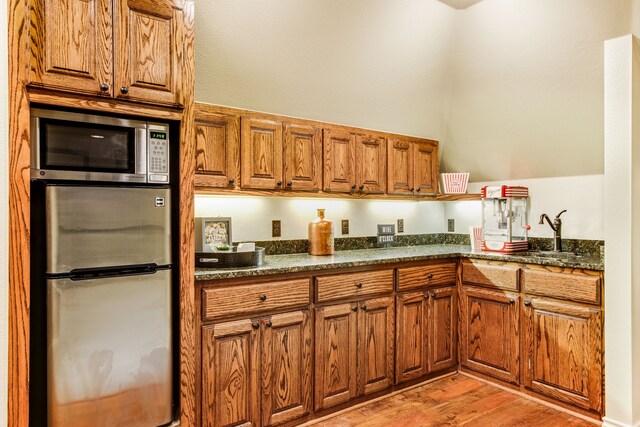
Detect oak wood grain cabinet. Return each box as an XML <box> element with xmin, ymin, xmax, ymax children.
<box><xmin>195</xmin><ymin>109</ymin><xmax>240</xmax><ymax>188</ymax></box>
<box><xmin>395</xmin><ymin>285</ymin><xmax>457</xmax><ymax>385</ymax></box>
<box><xmin>387</xmin><ymin>138</ymin><xmax>439</xmax><ymax>196</ymax></box>
<box><xmin>241</xmin><ymin>117</ymin><xmax>284</xmax><ymax>189</ymax></box>
<box><xmin>315</xmin><ymin>297</ymin><xmax>394</xmax><ymax>410</ymax></box>
<box><xmin>29</xmin><ymin>0</ymin><xmax>185</xmax><ymax>106</ymax></box>
<box><xmin>460</xmin><ymin>285</ymin><xmax>520</xmax><ymax>385</ymax></box>
<box><xmin>201</xmin><ymin>310</ymin><xmax>312</xmax><ymax>427</ymax></box>
<box><xmin>522</xmin><ymin>298</ymin><xmax>602</xmax><ymax>414</ymax></box>
<box><xmin>355</xmin><ymin>134</ymin><xmax>386</xmax><ymax>194</ymax></box>
<box><xmin>283</xmin><ymin>123</ymin><xmax>322</xmax><ymax>191</ymax></box>
<box><xmin>323</xmin><ymin>128</ymin><xmax>357</xmax><ymax>193</ymax></box>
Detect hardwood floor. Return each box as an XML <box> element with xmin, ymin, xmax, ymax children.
<box><xmin>305</xmin><ymin>374</ymin><xmax>596</xmax><ymax>426</ymax></box>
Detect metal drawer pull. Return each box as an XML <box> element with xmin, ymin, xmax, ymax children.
<box><xmin>356</xmin><ymin>282</ymin><xmax>363</xmax><ymax>289</ymax></box>
<box><xmin>431</xmin><ymin>293</ymin><xmax>437</xmax><ymax>299</ymax></box>
<box><xmin>524</xmin><ymin>300</ymin><xmax>531</xmax><ymax>306</ymax></box>
<box><xmin>266</xmin><ymin>321</ymin><xmax>273</xmax><ymax>328</ymax></box>
<box><xmin>361</xmin><ymin>305</ymin><xmax>367</xmax><ymax>311</ymax></box>
<box><xmin>259</xmin><ymin>294</ymin><xmax>267</xmax><ymax>301</ymax></box>
<box><xmin>426</xmin><ymin>273</ymin><xmax>433</xmax><ymax>279</ymax></box>
<box><xmin>352</xmin><ymin>306</ymin><xmax>358</xmax><ymax>312</ymax></box>
<box><xmin>510</xmin><ymin>298</ymin><xmax>516</xmax><ymax>304</ymax></box>
<box><xmin>252</xmin><ymin>323</ymin><xmax>259</xmax><ymax>330</ymax></box>
<box><xmin>424</xmin><ymin>293</ymin><xmax>430</xmax><ymax>299</ymax></box>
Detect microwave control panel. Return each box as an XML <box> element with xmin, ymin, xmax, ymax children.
<box><xmin>148</xmin><ymin>127</ymin><xmax>170</xmax><ymax>183</ymax></box>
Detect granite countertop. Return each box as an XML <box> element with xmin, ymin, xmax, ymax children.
<box><xmin>195</xmin><ymin>244</ymin><xmax>604</xmax><ymax>281</ymax></box>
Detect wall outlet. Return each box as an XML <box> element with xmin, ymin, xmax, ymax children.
<box><xmin>397</xmin><ymin>219</ymin><xmax>404</xmax><ymax>233</ymax></box>
<box><xmin>272</xmin><ymin>220</ymin><xmax>281</xmax><ymax>238</ymax></box>
<box><xmin>341</xmin><ymin>219</ymin><xmax>349</xmax><ymax>235</ymax></box>
<box><xmin>448</xmin><ymin>219</ymin><xmax>455</xmax><ymax>232</ymax></box>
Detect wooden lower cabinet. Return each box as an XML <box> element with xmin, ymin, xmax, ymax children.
<box><xmin>315</xmin><ymin>297</ymin><xmax>394</xmax><ymax>411</ymax></box>
<box><xmin>523</xmin><ymin>298</ymin><xmax>603</xmax><ymax>413</ymax></box>
<box><xmin>460</xmin><ymin>286</ymin><xmax>520</xmax><ymax>385</ymax></box>
<box><xmin>201</xmin><ymin>311</ymin><xmax>312</xmax><ymax>427</ymax></box>
<box><xmin>395</xmin><ymin>285</ymin><xmax>457</xmax><ymax>385</ymax></box>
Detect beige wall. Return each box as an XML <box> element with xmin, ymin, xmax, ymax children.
<box><xmin>195</xmin><ymin>0</ymin><xmax>457</xmax><ymax>140</ymax></box>
<box><xmin>443</xmin><ymin>0</ymin><xmax>631</xmax><ymax>181</ymax></box>
<box><xmin>1</xmin><ymin>0</ymin><xmax>9</xmax><ymax>423</ymax></box>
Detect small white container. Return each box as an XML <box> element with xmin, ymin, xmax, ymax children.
<box><xmin>441</xmin><ymin>173</ymin><xmax>469</xmax><ymax>194</ymax></box>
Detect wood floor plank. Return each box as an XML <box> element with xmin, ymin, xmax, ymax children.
<box><xmin>309</xmin><ymin>374</ymin><xmax>596</xmax><ymax>426</ymax></box>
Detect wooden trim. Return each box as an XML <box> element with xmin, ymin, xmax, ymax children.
<box><xmin>8</xmin><ymin>0</ymin><xmax>31</xmax><ymax>425</ymax></box>
<box><xmin>178</xmin><ymin>1</ymin><xmax>197</xmax><ymax>426</ymax></box>
<box><xmin>27</xmin><ymin>88</ymin><xmax>184</xmax><ymax>120</ymax></box>
<box><xmin>194</xmin><ymin>186</ymin><xmax>442</xmax><ymax>201</ymax></box>
<box><xmin>436</xmin><ymin>193</ymin><xmax>482</xmax><ymax>201</ymax></box>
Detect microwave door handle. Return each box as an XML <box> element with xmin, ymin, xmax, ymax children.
<box><xmin>136</xmin><ymin>126</ymin><xmax>148</xmax><ymax>179</ymax></box>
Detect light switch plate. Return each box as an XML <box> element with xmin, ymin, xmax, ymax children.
<box><xmin>341</xmin><ymin>219</ymin><xmax>349</xmax><ymax>235</ymax></box>
<box><xmin>397</xmin><ymin>219</ymin><xmax>404</xmax><ymax>233</ymax></box>
<box><xmin>448</xmin><ymin>219</ymin><xmax>455</xmax><ymax>232</ymax></box>
<box><xmin>272</xmin><ymin>220</ymin><xmax>281</xmax><ymax>237</ymax></box>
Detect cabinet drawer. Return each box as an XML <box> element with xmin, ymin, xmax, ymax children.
<box><xmin>521</xmin><ymin>268</ymin><xmax>601</xmax><ymax>305</ymax></box>
<box><xmin>202</xmin><ymin>279</ymin><xmax>310</xmax><ymax>321</ymax></box>
<box><xmin>397</xmin><ymin>262</ymin><xmax>456</xmax><ymax>291</ymax></box>
<box><xmin>316</xmin><ymin>270</ymin><xmax>393</xmax><ymax>303</ymax></box>
<box><xmin>461</xmin><ymin>260</ymin><xmax>519</xmax><ymax>291</ymax></box>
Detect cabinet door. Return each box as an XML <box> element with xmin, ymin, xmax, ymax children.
<box><xmin>523</xmin><ymin>298</ymin><xmax>602</xmax><ymax>413</ymax></box>
<box><xmin>202</xmin><ymin>319</ymin><xmax>259</xmax><ymax>427</ymax></box>
<box><xmin>261</xmin><ymin>311</ymin><xmax>312</xmax><ymax>427</ymax></box>
<box><xmin>323</xmin><ymin>128</ymin><xmax>356</xmax><ymax>193</ymax></box>
<box><xmin>283</xmin><ymin>124</ymin><xmax>322</xmax><ymax>191</ymax></box>
<box><xmin>413</xmin><ymin>141</ymin><xmax>438</xmax><ymax>195</ymax></box>
<box><xmin>428</xmin><ymin>286</ymin><xmax>457</xmax><ymax>373</ymax></box>
<box><xmin>355</xmin><ymin>134</ymin><xmax>386</xmax><ymax>194</ymax></box>
<box><xmin>30</xmin><ymin>0</ymin><xmax>113</xmax><ymax>95</ymax></box>
<box><xmin>241</xmin><ymin>118</ymin><xmax>284</xmax><ymax>189</ymax></box>
<box><xmin>195</xmin><ymin>112</ymin><xmax>240</xmax><ymax>188</ymax></box>
<box><xmin>460</xmin><ymin>286</ymin><xmax>519</xmax><ymax>384</ymax></box>
<box><xmin>314</xmin><ymin>303</ymin><xmax>358</xmax><ymax>410</ymax></box>
<box><xmin>358</xmin><ymin>297</ymin><xmax>394</xmax><ymax>396</ymax></box>
<box><xmin>114</xmin><ymin>0</ymin><xmax>184</xmax><ymax>106</ymax></box>
<box><xmin>387</xmin><ymin>139</ymin><xmax>414</xmax><ymax>195</ymax></box>
<box><xmin>395</xmin><ymin>292</ymin><xmax>428</xmax><ymax>384</ymax></box>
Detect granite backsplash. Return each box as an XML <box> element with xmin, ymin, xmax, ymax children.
<box><xmin>236</xmin><ymin>233</ymin><xmax>604</xmax><ymax>257</ymax></box>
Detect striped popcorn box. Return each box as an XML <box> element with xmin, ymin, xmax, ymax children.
<box><xmin>441</xmin><ymin>173</ymin><xmax>469</xmax><ymax>194</ymax></box>
<box><xmin>469</xmin><ymin>226</ymin><xmax>483</xmax><ymax>251</ymax></box>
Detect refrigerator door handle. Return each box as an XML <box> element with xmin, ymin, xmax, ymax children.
<box><xmin>66</xmin><ymin>263</ymin><xmax>162</xmax><ymax>281</ymax></box>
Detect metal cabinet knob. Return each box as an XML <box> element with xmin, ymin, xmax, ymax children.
<box><xmin>276</xmin><ymin>181</ymin><xmax>282</xmax><ymax>187</ymax></box>
<box><xmin>426</xmin><ymin>273</ymin><xmax>433</xmax><ymax>279</ymax></box>
<box><xmin>359</xmin><ymin>185</ymin><xmax>365</xmax><ymax>191</ymax></box>
<box><xmin>410</xmin><ymin>188</ymin><xmax>415</xmax><ymax>192</ymax></box>
<box><xmin>351</xmin><ymin>184</ymin><xmax>357</xmax><ymax>190</ymax></box>
<box><xmin>352</xmin><ymin>306</ymin><xmax>358</xmax><ymax>312</ymax></box>
<box><xmin>510</xmin><ymin>298</ymin><xmax>516</xmax><ymax>304</ymax></box>
<box><xmin>99</xmin><ymin>83</ymin><xmax>109</xmax><ymax>92</ymax></box>
<box><xmin>431</xmin><ymin>293</ymin><xmax>436</xmax><ymax>300</ymax></box>
<box><xmin>356</xmin><ymin>282</ymin><xmax>363</xmax><ymax>289</ymax></box>
<box><xmin>252</xmin><ymin>322</ymin><xmax>259</xmax><ymax>330</ymax></box>
<box><xmin>524</xmin><ymin>300</ymin><xmax>531</xmax><ymax>307</ymax></box>
<box><xmin>286</xmin><ymin>181</ymin><xmax>292</xmax><ymax>187</ymax></box>
<box><xmin>424</xmin><ymin>293</ymin><xmax>430</xmax><ymax>299</ymax></box>
<box><xmin>120</xmin><ymin>86</ymin><xmax>129</xmax><ymax>94</ymax></box>
<box><xmin>228</xmin><ymin>178</ymin><xmax>235</xmax><ymax>185</ymax></box>
<box><xmin>361</xmin><ymin>305</ymin><xmax>367</xmax><ymax>311</ymax></box>
<box><xmin>259</xmin><ymin>294</ymin><xmax>267</xmax><ymax>301</ymax></box>
<box><xmin>416</xmin><ymin>188</ymin><xmax>421</xmax><ymax>192</ymax></box>
<box><xmin>266</xmin><ymin>321</ymin><xmax>273</xmax><ymax>328</ymax></box>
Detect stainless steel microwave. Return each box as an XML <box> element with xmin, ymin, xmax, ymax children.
<box><xmin>30</xmin><ymin>108</ymin><xmax>170</xmax><ymax>184</ymax></box>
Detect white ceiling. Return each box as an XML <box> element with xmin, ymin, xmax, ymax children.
<box><xmin>436</xmin><ymin>0</ymin><xmax>484</xmax><ymax>9</ymax></box>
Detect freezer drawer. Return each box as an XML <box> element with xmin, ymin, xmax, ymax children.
<box><xmin>47</xmin><ymin>270</ymin><xmax>172</xmax><ymax>427</ymax></box>
<box><xmin>46</xmin><ymin>185</ymin><xmax>171</xmax><ymax>273</ymax></box>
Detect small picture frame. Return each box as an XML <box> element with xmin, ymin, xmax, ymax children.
<box><xmin>200</xmin><ymin>217</ymin><xmax>232</xmax><ymax>252</ymax></box>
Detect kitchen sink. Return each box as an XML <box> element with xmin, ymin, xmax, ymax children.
<box><xmin>519</xmin><ymin>250</ymin><xmax>588</xmax><ymax>260</ymax></box>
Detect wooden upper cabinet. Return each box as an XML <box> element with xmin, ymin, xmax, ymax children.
<box><xmin>201</xmin><ymin>319</ymin><xmax>259</xmax><ymax>427</ymax></box>
<box><xmin>460</xmin><ymin>286</ymin><xmax>520</xmax><ymax>385</ymax></box>
<box><xmin>523</xmin><ymin>299</ymin><xmax>602</xmax><ymax>413</ymax></box>
<box><xmin>195</xmin><ymin>109</ymin><xmax>240</xmax><ymax>189</ymax></box>
<box><xmin>355</xmin><ymin>134</ymin><xmax>386</xmax><ymax>194</ymax></box>
<box><xmin>413</xmin><ymin>141</ymin><xmax>438</xmax><ymax>195</ymax></box>
<box><xmin>314</xmin><ymin>303</ymin><xmax>358</xmax><ymax>410</ymax></box>
<box><xmin>114</xmin><ymin>0</ymin><xmax>184</xmax><ymax>106</ymax></box>
<box><xmin>29</xmin><ymin>0</ymin><xmax>113</xmax><ymax>95</ymax></box>
<box><xmin>261</xmin><ymin>311</ymin><xmax>312</xmax><ymax>427</ymax></box>
<box><xmin>283</xmin><ymin>123</ymin><xmax>322</xmax><ymax>191</ymax></box>
<box><xmin>241</xmin><ymin>118</ymin><xmax>284</xmax><ymax>189</ymax></box>
<box><xmin>387</xmin><ymin>138</ymin><xmax>414</xmax><ymax>195</ymax></box>
<box><xmin>29</xmin><ymin>0</ymin><xmax>185</xmax><ymax>106</ymax></box>
<box><xmin>323</xmin><ymin>128</ymin><xmax>356</xmax><ymax>193</ymax></box>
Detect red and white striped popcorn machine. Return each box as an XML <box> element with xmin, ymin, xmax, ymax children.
<box><xmin>481</xmin><ymin>185</ymin><xmax>530</xmax><ymax>252</ymax></box>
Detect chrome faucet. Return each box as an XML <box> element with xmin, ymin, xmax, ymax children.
<box><xmin>538</xmin><ymin>210</ymin><xmax>567</xmax><ymax>252</ymax></box>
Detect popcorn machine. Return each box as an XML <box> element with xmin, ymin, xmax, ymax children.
<box><xmin>481</xmin><ymin>186</ymin><xmax>530</xmax><ymax>252</ymax></box>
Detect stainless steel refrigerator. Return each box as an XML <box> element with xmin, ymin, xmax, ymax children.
<box><xmin>45</xmin><ymin>185</ymin><xmax>173</xmax><ymax>427</ymax></box>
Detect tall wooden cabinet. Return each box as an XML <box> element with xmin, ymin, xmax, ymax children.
<box><xmin>29</xmin><ymin>0</ymin><xmax>185</xmax><ymax>106</ymax></box>
<box><xmin>315</xmin><ymin>297</ymin><xmax>394</xmax><ymax>410</ymax></box>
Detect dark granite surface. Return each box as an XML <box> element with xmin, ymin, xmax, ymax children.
<box><xmin>195</xmin><ymin>244</ymin><xmax>604</xmax><ymax>282</ymax></box>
